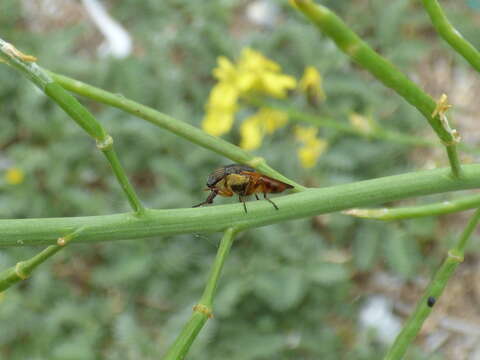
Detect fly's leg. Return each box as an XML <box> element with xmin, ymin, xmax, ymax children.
<box><xmin>263</xmin><ymin>193</ymin><xmax>279</xmax><ymax>210</ymax></box>
<box><xmin>238</xmin><ymin>196</ymin><xmax>248</xmax><ymax>214</ymax></box>
<box><xmin>193</xmin><ymin>190</ymin><xmax>218</xmax><ymax>207</ymax></box>
<box><xmin>238</xmin><ymin>181</ymin><xmax>251</xmax><ymax>214</ymax></box>
<box><xmin>254</xmin><ymin>193</ymin><xmax>260</xmax><ymax>200</ymax></box>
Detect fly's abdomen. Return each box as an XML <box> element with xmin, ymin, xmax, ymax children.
<box><xmin>262</xmin><ymin>176</ymin><xmax>293</xmax><ymax>193</ymax></box>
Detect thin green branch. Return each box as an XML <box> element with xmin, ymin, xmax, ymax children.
<box><xmin>259</xmin><ymin>100</ymin><xmax>437</xmax><ymax>148</ymax></box>
<box><xmin>46</xmin><ymin>71</ymin><xmax>305</xmax><ymax>191</ymax></box>
<box><xmin>292</xmin><ymin>0</ymin><xmax>462</xmax><ymax>177</ymax></box>
<box><xmin>252</xmin><ymin>98</ymin><xmax>480</xmax><ymax>154</ymax></box>
<box><xmin>345</xmin><ymin>193</ymin><xmax>480</xmax><ymax>220</ymax></box>
<box><xmin>164</xmin><ymin>228</ymin><xmax>237</xmax><ymax>360</ymax></box>
<box><xmin>0</xmin><ymin>38</ymin><xmax>145</xmax><ymax>214</ymax></box>
<box><xmin>3</xmin><ymin>164</ymin><xmax>480</xmax><ymax>247</ymax></box>
<box><xmin>0</xmin><ymin>228</ymin><xmax>83</xmax><ymax>292</ymax></box>
<box><xmin>97</xmin><ymin>136</ymin><xmax>144</xmax><ymax>213</ymax></box>
<box><xmin>454</xmin><ymin>209</ymin><xmax>480</xmax><ymax>253</ymax></box>
<box><xmin>199</xmin><ymin>229</ymin><xmax>237</xmax><ymax>307</ymax></box>
<box><xmin>422</xmin><ymin>0</ymin><xmax>480</xmax><ymax>73</ymax></box>
<box><xmin>446</xmin><ymin>145</ymin><xmax>462</xmax><ymax>178</ymax></box>
<box><xmin>385</xmin><ymin>208</ymin><xmax>480</xmax><ymax>359</ymax></box>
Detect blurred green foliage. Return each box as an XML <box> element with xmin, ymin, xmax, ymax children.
<box><xmin>0</xmin><ymin>0</ymin><xmax>478</xmax><ymax>358</ymax></box>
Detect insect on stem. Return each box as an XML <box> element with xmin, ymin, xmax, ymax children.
<box><xmin>193</xmin><ymin>164</ymin><xmax>293</xmax><ymax>213</ymax></box>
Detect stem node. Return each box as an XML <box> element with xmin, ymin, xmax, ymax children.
<box><xmin>193</xmin><ymin>304</ymin><xmax>214</xmax><ymax>318</ymax></box>
<box><xmin>96</xmin><ymin>135</ymin><xmax>114</xmax><ymax>151</ymax></box>
<box><xmin>1</xmin><ymin>41</ymin><xmax>37</xmax><ymax>62</ymax></box>
<box><xmin>247</xmin><ymin>157</ymin><xmax>266</xmax><ymax>168</ymax></box>
<box><xmin>15</xmin><ymin>262</ymin><xmax>29</xmax><ymax>280</ymax></box>
<box><xmin>447</xmin><ymin>249</ymin><xmax>464</xmax><ymax>263</ymax></box>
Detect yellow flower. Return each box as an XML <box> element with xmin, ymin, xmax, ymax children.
<box><xmin>295</xmin><ymin>126</ymin><xmax>318</xmax><ymax>143</ymax></box>
<box><xmin>349</xmin><ymin>112</ymin><xmax>374</xmax><ymax>135</ymax></box>
<box><xmin>202</xmin><ymin>82</ymin><xmax>239</xmax><ymax>136</ymax></box>
<box><xmin>238</xmin><ymin>48</ymin><xmax>297</xmax><ymax>98</ymax></box>
<box><xmin>203</xmin><ymin>111</ymin><xmax>236</xmax><ymax>137</ymax></box>
<box><xmin>299</xmin><ymin>66</ymin><xmax>325</xmax><ymax>101</ymax></box>
<box><xmin>297</xmin><ymin>141</ymin><xmax>327</xmax><ymax>168</ymax></box>
<box><xmin>202</xmin><ymin>48</ymin><xmax>295</xmax><ymax>144</ymax></box>
<box><xmin>5</xmin><ymin>167</ymin><xmax>24</xmax><ymax>185</ymax></box>
<box><xmin>240</xmin><ymin>108</ymin><xmax>288</xmax><ymax>150</ymax></box>
<box><xmin>295</xmin><ymin>127</ymin><xmax>328</xmax><ymax>168</ymax></box>
<box><xmin>238</xmin><ymin>48</ymin><xmax>280</xmax><ymax>73</ymax></box>
<box><xmin>255</xmin><ymin>72</ymin><xmax>297</xmax><ymax>98</ymax></box>
<box><xmin>212</xmin><ymin>56</ymin><xmax>237</xmax><ymax>83</ymax></box>
<box><xmin>260</xmin><ymin>108</ymin><xmax>288</xmax><ymax>133</ymax></box>
<box><xmin>207</xmin><ymin>82</ymin><xmax>238</xmax><ymax>110</ymax></box>
<box><xmin>240</xmin><ymin>116</ymin><xmax>263</xmax><ymax>151</ymax></box>
<box><xmin>214</xmin><ymin>55</ymin><xmax>256</xmax><ymax>93</ymax></box>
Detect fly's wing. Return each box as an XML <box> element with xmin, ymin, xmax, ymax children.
<box><xmin>224</xmin><ymin>164</ymin><xmax>255</xmax><ymax>174</ymax></box>
<box><xmin>207</xmin><ymin>164</ymin><xmax>255</xmax><ymax>187</ymax></box>
<box><xmin>240</xmin><ymin>171</ymin><xmax>294</xmax><ymax>193</ymax></box>
<box><xmin>206</xmin><ymin>167</ymin><xmax>226</xmax><ymax>187</ymax></box>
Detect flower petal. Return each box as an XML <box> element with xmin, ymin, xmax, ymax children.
<box><xmin>258</xmin><ymin>72</ymin><xmax>297</xmax><ymax>98</ymax></box>
<box><xmin>213</xmin><ymin>56</ymin><xmax>237</xmax><ymax>83</ymax></box>
<box><xmin>295</xmin><ymin>126</ymin><xmax>318</xmax><ymax>143</ymax></box>
<box><xmin>5</xmin><ymin>168</ymin><xmax>24</xmax><ymax>185</ymax></box>
<box><xmin>298</xmin><ymin>139</ymin><xmax>328</xmax><ymax>168</ymax></box>
<box><xmin>240</xmin><ymin>115</ymin><xmax>263</xmax><ymax>150</ymax></box>
<box><xmin>206</xmin><ymin>83</ymin><xmax>238</xmax><ymax>110</ymax></box>
<box><xmin>299</xmin><ymin>66</ymin><xmax>325</xmax><ymax>101</ymax></box>
<box><xmin>202</xmin><ymin>111</ymin><xmax>236</xmax><ymax>136</ymax></box>
<box><xmin>257</xmin><ymin>108</ymin><xmax>288</xmax><ymax>134</ymax></box>
<box><xmin>239</xmin><ymin>48</ymin><xmax>280</xmax><ymax>73</ymax></box>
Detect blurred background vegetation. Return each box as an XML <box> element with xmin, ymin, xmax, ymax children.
<box><xmin>1</xmin><ymin>0</ymin><xmax>480</xmax><ymax>359</ymax></box>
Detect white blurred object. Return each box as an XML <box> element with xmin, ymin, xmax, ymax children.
<box><xmin>82</xmin><ymin>0</ymin><xmax>132</xmax><ymax>58</ymax></box>
<box><xmin>424</xmin><ymin>329</ymin><xmax>450</xmax><ymax>353</ymax></box>
<box><xmin>285</xmin><ymin>331</ymin><xmax>301</xmax><ymax>349</ymax></box>
<box><xmin>246</xmin><ymin>0</ymin><xmax>280</xmax><ymax>28</ymax></box>
<box><xmin>359</xmin><ymin>295</ymin><xmax>402</xmax><ymax>345</ymax></box>
<box><xmin>470</xmin><ymin>344</ymin><xmax>480</xmax><ymax>360</ymax></box>
<box><xmin>0</xmin><ymin>156</ymin><xmax>12</xmax><ymax>170</ymax></box>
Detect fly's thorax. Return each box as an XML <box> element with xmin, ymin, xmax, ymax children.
<box><xmin>206</xmin><ymin>164</ymin><xmax>255</xmax><ymax>188</ymax></box>
<box><xmin>225</xmin><ymin>173</ymin><xmax>250</xmax><ymax>194</ymax></box>
<box><xmin>211</xmin><ymin>177</ymin><xmax>227</xmax><ymax>192</ymax></box>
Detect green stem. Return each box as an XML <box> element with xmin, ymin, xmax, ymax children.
<box><xmin>385</xmin><ymin>209</ymin><xmax>480</xmax><ymax>359</ymax></box>
<box><xmin>3</xmin><ymin>164</ymin><xmax>480</xmax><ymax>247</ymax></box>
<box><xmin>0</xmin><ymin>38</ymin><xmax>145</xmax><ymax>214</ymax></box>
<box><xmin>422</xmin><ymin>0</ymin><xmax>480</xmax><ymax>73</ymax></box>
<box><xmin>454</xmin><ymin>209</ymin><xmax>480</xmax><ymax>253</ymax></box>
<box><xmin>262</xmin><ymin>101</ymin><xmax>437</xmax><ymax>148</ymax></box>
<box><xmin>344</xmin><ymin>193</ymin><xmax>480</xmax><ymax>220</ymax></box>
<box><xmin>46</xmin><ymin>71</ymin><xmax>306</xmax><ymax>191</ymax></box>
<box><xmin>98</xmin><ymin>138</ymin><xmax>145</xmax><ymax>214</ymax></box>
<box><xmin>0</xmin><ymin>228</ymin><xmax>83</xmax><ymax>292</ymax></box>
<box><xmin>0</xmin><ymin>41</ymin><xmax>51</xmax><ymax>89</ymax></box>
<box><xmin>254</xmin><ymin>99</ymin><xmax>480</xmax><ymax>154</ymax></box>
<box><xmin>292</xmin><ymin>0</ymin><xmax>461</xmax><ymax>176</ymax></box>
<box><xmin>376</xmin><ymin>128</ymin><xmax>437</xmax><ymax>148</ymax></box>
<box><xmin>446</xmin><ymin>145</ymin><xmax>462</xmax><ymax>178</ymax></box>
<box><xmin>164</xmin><ymin>228</ymin><xmax>237</xmax><ymax>360</ymax></box>
<box><xmin>199</xmin><ymin>228</ymin><xmax>237</xmax><ymax>307</ymax></box>
<box><xmin>44</xmin><ymin>82</ymin><xmax>107</xmax><ymax>140</ymax></box>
